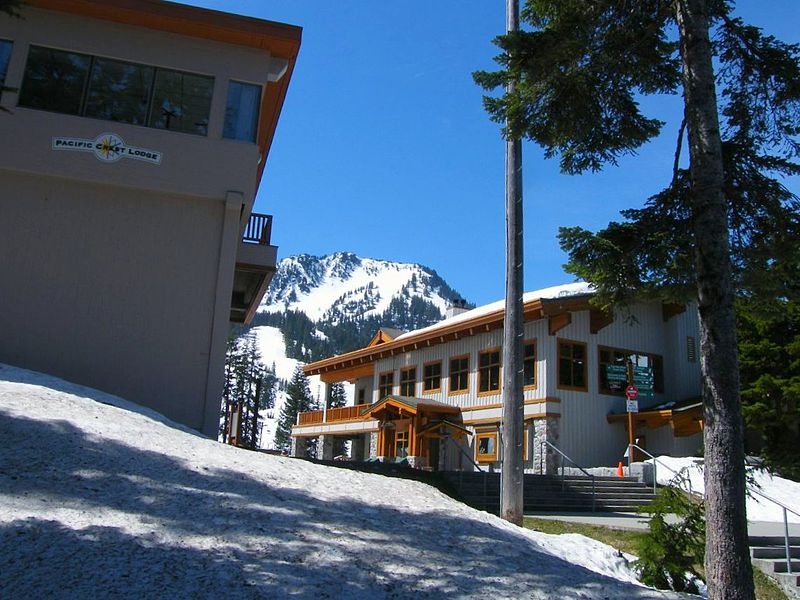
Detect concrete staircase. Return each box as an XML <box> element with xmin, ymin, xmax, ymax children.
<box><xmin>442</xmin><ymin>472</ymin><xmax>656</xmax><ymax>514</ymax></box>
<box><xmin>749</xmin><ymin>535</ymin><xmax>800</xmax><ymax>599</ymax></box>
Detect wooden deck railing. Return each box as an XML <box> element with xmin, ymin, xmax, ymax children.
<box><xmin>242</xmin><ymin>212</ymin><xmax>273</xmax><ymax>245</ymax></box>
<box><xmin>296</xmin><ymin>405</ymin><xmax>365</xmax><ymax>426</ymax></box>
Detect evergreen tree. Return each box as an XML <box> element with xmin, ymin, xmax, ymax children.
<box><xmin>327</xmin><ymin>382</ymin><xmax>349</xmax><ymax>457</ymax></box>
<box><xmin>275</xmin><ymin>365</ymin><xmax>318</xmax><ymax>455</ymax></box>
<box><xmin>474</xmin><ymin>2</ymin><xmax>799</xmax><ymax>597</ymax></box>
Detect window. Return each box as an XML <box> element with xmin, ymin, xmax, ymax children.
<box><xmin>523</xmin><ymin>341</ymin><xmax>537</xmax><ymax>388</ymax></box>
<box><xmin>0</xmin><ymin>40</ymin><xmax>12</xmax><ymax>86</ymax></box>
<box><xmin>18</xmin><ymin>45</ymin><xmax>213</xmax><ymax>136</ymax></box>
<box><xmin>395</xmin><ymin>430</ymin><xmax>409</xmax><ymax>458</ymax></box>
<box><xmin>423</xmin><ymin>361</ymin><xmax>442</xmax><ymax>393</ymax></box>
<box><xmin>449</xmin><ymin>355</ymin><xmax>469</xmax><ymax>394</ymax></box>
<box><xmin>478</xmin><ymin>349</ymin><xmax>501</xmax><ymax>395</ymax></box>
<box><xmin>558</xmin><ymin>340</ymin><xmax>587</xmax><ymax>390</ymax></box>
<box><xmin>598</xmin><ymin>346</ymin><xmax>664</xmax><ymax>394</ymax></box>
<box><xmin>224</xmin><ymin>80</ymin><xmax>261</xmax><ymax>142</ymax></box>
<box><xmin>399</xmin><ymin>367</ymin><xmax>416</xmax><ymax>397</ymax></box>
<box><xmin>476</xmin><ymin>430</ymin><xmax>497</xmax><ymax>462</ymax></box>
<box><xmin>357</xmin><ymin>388</ymin><xmax>366</xmax><ymax>405</ymax></box>
<box><xmin>378</xmin><ymin>372</ymin><xmax>393</xmax><ymax>399</ymax></box>
<box><xmin>149</xmin><ymin>68</ymin><xmax>213</xmax><ymax>135</ymax></box>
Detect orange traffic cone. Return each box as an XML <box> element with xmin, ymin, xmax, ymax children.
<box><xmin>616</xmin><ymin>461</ymin><xmax>625</xmax><ymax>477</ymax></box>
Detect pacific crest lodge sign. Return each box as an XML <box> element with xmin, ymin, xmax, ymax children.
<box><xmin>52</xmin><ymin>133</ymin><xmax>162</xmax><ymax>165</ymax></box>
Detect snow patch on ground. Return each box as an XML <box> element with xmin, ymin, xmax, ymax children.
<box><xmin>648</xmin><ymin>456</ymin><xmax>800</xmax><ymax>523</ymax></box>
<box><xmin>0</xmin><ymin>363</ymin><xmax>685</xmax><ymax>598</ymax></box>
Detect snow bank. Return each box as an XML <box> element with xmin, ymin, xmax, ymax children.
<box><xmin>648</xmin><ymin>456</ymin><xmax>800</xmax><ymax>523</ymax></box>
<box><xmin>0</xmin><ymin>363</ymin><xmax>682</xmax><ymax>598</ymax></box>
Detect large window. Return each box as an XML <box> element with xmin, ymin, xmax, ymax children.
<box><xmin>558</xmin><ymin>340</ymin><xmax>587</xmax><ymax>390</ymax></box>
<box><xmin>422</xmin><ymin>361</ymin><xmax>442</xmax><ymax>393</ymax></box>
<box><xmin>378</xmin><ymin>371</ymin><xmax>394</xmax><ymax>399</ymax></box>
<box><xmin>399</xmin><ymin>367</ymin><xmax>416</xmax><ymax>397</ymax></box>
<box><xmin>598</xmin><ymin>346</ymin><xmax>664</xmax><ymax>394</ymax></box>
<box><xmin>523</xmin><ymin>341</ymin><xmax>537</xmax><ymax>389</ymax></box>
<box><xmin>449</xmin><ymin>355</ymin><xmax>469</xmax><ymax>394</ymax></box>
<box><xmin>478</xmin><ymin>349</ymin><xmax>501</xmax><ymax>395</ymax></box>
<box><xmin>0</xmin><ymin>40</ymin><xmax>12</xmax><ymax>86</ymax></box>
<box><xmin>19</xmin><ymin>45</ymin><xmax>213</xmax><ymax>136</ymax></box>
<box><xmin>224</xmin><ymin>80</ymin><xmax>261</xmax><ymax>142</ymax></box>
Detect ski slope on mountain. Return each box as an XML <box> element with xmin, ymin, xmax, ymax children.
<box><xmin>260</xmin><ymin>253</ymin><xmax>454</xmax><ymax>323</ymax></box>
<box><xmin>0</xmin><ymin>363</ymin><xmax>687</xmax><ymax>599</ymax></box>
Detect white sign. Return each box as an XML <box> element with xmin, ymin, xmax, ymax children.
<box><xmin>52</xmin><ymin>132</ymin><xmax>162</xmax><ymax>165</ymax></box>
<box><xmin>626</xmin><ymin>399</ymin><xmax>639</xmax><ymax>413</ymax></box>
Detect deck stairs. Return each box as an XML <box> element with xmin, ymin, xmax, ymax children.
<box><xmin>442</xmin><ymin>472</ymin><xmax>656</xmax><ymax>514</ymax></box>
<box><xmin>749</xmin><ymin>535</ymin><xmax>800</xmax><ymax>598</ymax></box>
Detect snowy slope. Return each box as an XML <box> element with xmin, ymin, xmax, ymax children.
<box><xmin>260</xmin><ymin>252</ymin><xmax>455</xmax><ymax>323</ymax></box>
<box><xmin>0</xmin><ymin>363</ymin><xmax>686</xmax><ymax>599</ymax></box>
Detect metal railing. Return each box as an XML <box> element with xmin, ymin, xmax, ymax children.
<box><xmin>445</xmin><ymin>436</ymin><xmax>494</xmax><ymax>513</ymax></box>
<box><xmin>629</xmin><ymin>443</ymin><xmax>695</xmax><ymax>498</ymax></box>
<box><xmin>539</xmin><ymin>439</ymin><xmax>596</xmax><ymax>512</ymax></box>
<box><xmin>631</xmin><ymin>445</ymin><xmax>798</xmax><ymax>575</ymax></box>
<box><xmin>242</xmin><ymin>212</ymin><xmax>273</xmax><ymax>245</ymax></box>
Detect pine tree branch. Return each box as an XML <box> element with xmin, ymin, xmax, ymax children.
<box><xmin>673</xmin><ymin>117</ymin><xmax>687</xmax><ymax>181</ymax></box>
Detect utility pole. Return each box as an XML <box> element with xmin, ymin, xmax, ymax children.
<box><xmin>500</xmin><ymin>0</ymin><xmax>524</xmax><ymax>526</ymax></box>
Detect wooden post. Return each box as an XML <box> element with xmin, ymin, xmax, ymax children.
<box><xmin>500</xmin><ymin>0</ymin><xmax>525</xmax><ymax>526</ymax></box>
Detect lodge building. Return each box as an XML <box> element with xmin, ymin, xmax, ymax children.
<box><xmin>0</xmin><ymin>0</ymin><xmax>301</xmax><ymax>436</ymax></box>
<box><xmin>294</xmin><ymin>284</ymin><xmax>704</xmax><ymax>472</ymax></box>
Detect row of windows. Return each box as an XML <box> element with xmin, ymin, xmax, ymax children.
<box><xmin>378</xmin><ymin>341</ymin><xmax>538</xmax><ymax>399</ymax></box>
<box><xmin>375</xmin><ymin>340</ymin><xmax>664</xmax><ymax>400</ymax></box>
<box><xmin>4</xmin><ymin>43</ymin><xmax>260</xmax><ymax>141</ymax></box>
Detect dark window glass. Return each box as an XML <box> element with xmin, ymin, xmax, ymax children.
<box><xmin>449</xmin><ymin>356</ymin><xmax>469</xmax><ymax>393</ymax></box>
<box><xmin>523</xmin><ymin>342</ymin><xmax>536</xmax><ymax>387</ymax></box>
<box><xmin>399</xmin><ymin>367</ymin><xmax>416</xmax><ymax>397</ymax></box>
<box><xmin>19</xmin><ymin>46</ymin><xmax>90</xmax><ymax>114</ymax></box>
<box><xmin>478</xmin><ymin>350</ymin><xmax>501</xmax><ymax>393</ymax></box>
<box><xmin>0</xmin><ymin>40</ymin><xmax>12</xmax><ymax>85</ymax></box>
<box><xmin>559</xmin><ymin>341</ymin><xmax>587</xmax><ymax>389</ymax></box>
<box><xmin>379</xmin><ymin>372</ymin><xmax>393</xmax><ymax>399</ymax></box>
<box><xmin>84</xmin><ymin>57</ymin><xmax>153</xmax><ymax>125</ymax></box>
<box><xmin>149</xmin><ymin>69</ymin><xmax>213</xmax><ymax>135</ymax></box>
<box><xmin>423</xmin><ymin>362</ymin><xmax>442</xmax><ymax>392</ymax></box>
<box><xmin>223</xmin><ymin>80</ymin><xmax>261</xmax><ymax>142</ymax></box>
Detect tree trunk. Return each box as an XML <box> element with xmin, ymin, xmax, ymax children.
<box><xmin>675</xmin><ymin>1</ymin><xmax>754</xmax><ymax>598</ymax></box>
<box><xmin>500</xmin><ymin>0</ymin><xmax>524</xmax><ymax>526</ymax></box>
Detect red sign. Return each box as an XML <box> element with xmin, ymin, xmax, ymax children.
<box><xmin>625</xmin><ymin>385</ymin><xmax>639</xmax><ymax>400</ymax></box>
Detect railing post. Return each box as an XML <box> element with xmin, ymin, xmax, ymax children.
<box><xmin>784</xmin><ymin>507</ymin><xmax>793</xmax><ymax>575</ymax></box>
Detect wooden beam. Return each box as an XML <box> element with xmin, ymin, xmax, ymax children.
<box><xmin>589</xmin><ymin>308</ymin><xmax>613</xmax><ymax>333</ymax></box>
<box><xmin>548</xmin><ymin>312</ymin><xmax>571</xmax><ymax>335</ymax></box>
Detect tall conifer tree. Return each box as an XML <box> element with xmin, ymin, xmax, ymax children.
<box><xmin>474</xmin><ymin>2</ymin><xmax>799</xmax><ymax>597</ymax></box>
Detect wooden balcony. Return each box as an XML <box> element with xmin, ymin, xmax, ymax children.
<box><xmin>297</xmin><ymin>405</ymin><xmax>365</xmax><ymax>426</ymax></box>
<box><xmin>231</xmin><ymin>212</ymin><xmax>277</xmax><ymax>324</ymax></box>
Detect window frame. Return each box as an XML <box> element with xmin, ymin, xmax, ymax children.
<box><xmin>223</xmin><ymin>79</ymin><xmax>262</xmax><ymax>142</ymax></box>
<box><xmin>475</xmin><ymin>430</ymin><xmax>498</xmax><ymax>463</ymax></box>
<box><xmin>523</xmin><ymin>339</ymin><xmax>537</xmax><ymax>390</ymax></box>
<box><xmin>557</xmin><ymin>339</ymin><xmax>588</xmax><ymax>392</ymax></box>
<box><xmin>399</xmin><ymin>366</ymin><xmax>417</xmax><ymax>397</ymax></box>
<box><xmin>477</xmin><ymin>347</ymin><xmax>501</xmax><ymax>396</ymax></box>
<box><xmin>378</xmin><ymin>371</ymin><xmax>394</xmax><ymax>399</ymax></box>
<box><xmin>422</xmin><ymin>360</ymin><xmax>442</xmax><ymax>394</ymax></box>
<box><xmin>448</xmin><ymin>354</ymin><xmax>470</xmax><ymax>395</ymax></box>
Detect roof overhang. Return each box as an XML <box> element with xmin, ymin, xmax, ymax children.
<box><xmin>361</xmin><ymin>396</ymin><xmax>461</xmax><ymax>420</ymax></box>
<box><xmin>607</xmin><ymin>401</ymin><xmax>703</xmax><ymax>437</ymax></box>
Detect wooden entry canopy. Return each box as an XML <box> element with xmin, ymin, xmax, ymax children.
<box><xmin>607</xmin><ymin>398</ymin><xmax>704</xmax><ymax>437</ymax></box>
<box><xmin>363</xmin><ymin>395</ymin><xmax>465</xmax><ymax>463</ymax></box>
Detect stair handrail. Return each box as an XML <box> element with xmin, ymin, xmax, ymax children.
<box><xmin>629</xmin><ymin>443</ymin><xmax>695</xmax><ymax>499</ymax></box>
<box><xmin>632</xmin><ymin>447</ymin><xmax>798</xmax><ymax>576</ymax></box>
<box><xmin>745</xmin><ymin>486</ymin><xmax>799</xmax><ymax>576</ymax></box>
<box><xmin>540</xmin><ymin>439</ymin><xmax>596</xmax><ymax>512</ymax></box>
<box><xmin>444</xmin><ymin>436</ymin><xmax>493</xmax><ymax>514</ymax></box>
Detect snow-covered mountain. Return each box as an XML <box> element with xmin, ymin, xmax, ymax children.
<box><xmin>259</xmin><ymin>252</ymin><xmax>462</xmax><ymax>325</ymax></box>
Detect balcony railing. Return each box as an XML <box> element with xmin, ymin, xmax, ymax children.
<box><xmin>297</xmin><ymin>405</ymin><xmax>365</xmax><ymax>426</ymax></box>
<box><xmin>242</xmin><ymin>212</ymin><xmax>273</xmax><ymax>245</ymax></box>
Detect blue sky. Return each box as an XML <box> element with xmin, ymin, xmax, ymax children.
<box><xmin>190</xmin><ymin>1</ymin><xmax>798</xmax><ymax>307</ymax></box>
